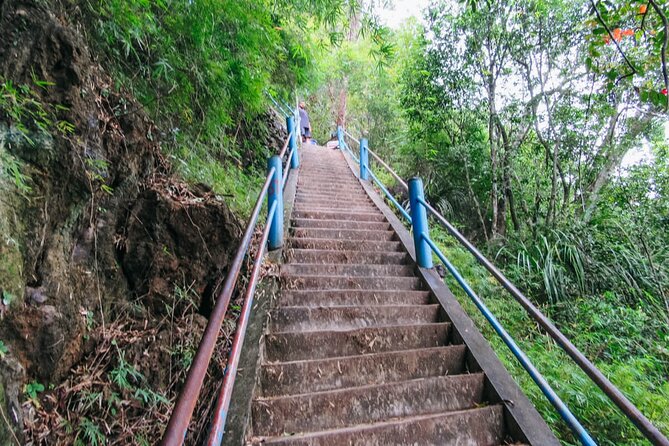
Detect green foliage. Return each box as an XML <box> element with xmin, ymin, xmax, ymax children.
<box><xmin>0</xmin><ymin>76</ymin><xmax>75</xmax><ymax>194</ymax></box>
<box><xmin>429</xmin><ymin>225</ymin><xmax>669</xmax><ymax>444</ymax></box>
<box><xmin>75</xmin><ymin>417</ymin><xmax>106</xmax><ymax>446</ymax></box>
<box><xmin>167</xmin><ymin>143</ymin><xmax>264</xmax><ymax>218</ymax></box>
<box><xmin>23</xmin><ymin>381</ymin><xmax>45</xmax><ymax>400</ymax></box>
<box><xmin>313</xmin><ymin>3</ymin><xmax>669</xmax><ymax>442</ymax></box>
<box><xmin>585</xmin><ymin>0</ymin><xmax>669</xmax><ymax>108</ymax></box>
<box><xmin>108</xmin><ymin>347</ymin><xmax>143</xmax><ymax>391</ymax></box>
<box><xmin>0</xmin><ymin>340</ymin><xmax>8</xmax><ymax>359</ymax></box>
<box><xmin>75</xmin><ymin>0</ymin><xmax>391</xmax><ymax>215</ymax></box>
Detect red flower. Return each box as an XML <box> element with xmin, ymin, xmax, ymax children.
<box><xmin>662</xmin><ymin>88</ymin><xmax>668</xmax><ymax>96</ymax></box>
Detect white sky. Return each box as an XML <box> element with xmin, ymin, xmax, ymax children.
<box><xmin>377</xmin><ymin>0</ymin><xmax>430</xmax><ymax>28</ymax></box>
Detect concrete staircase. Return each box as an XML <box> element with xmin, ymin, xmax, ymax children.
<box><xmin>247</xmin><ymin>147</ymin><xmax>527</xmax><ymax>445</ymax></box>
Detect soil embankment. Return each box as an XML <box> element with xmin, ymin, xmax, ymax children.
<box><xmin>0</xmin><ymin>1</ymin><xmax>260</xmax><ymax>443</ymax></box>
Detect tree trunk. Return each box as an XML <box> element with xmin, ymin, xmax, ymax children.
<box><xmin>463</xmin><ymin>154</ymin><xmax>490</xmax><ymax>241</ymax></box>
<box><xmin>336</xmin><ymin>78</ymin><xmax>348</xmax><ymax>127</ymax></box>
<box><xmin>582</xmin><ymin>109</ymin><xmax>622</xmax><ymax>221</ymax></box>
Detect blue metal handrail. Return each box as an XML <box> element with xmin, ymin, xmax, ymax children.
<box><xmin>368</xmin><ymin>169</ymin><xmax>411</xmax><ymax>223</ymax></box>
<box><xmin>341</xmin><ymin>127</ymin><xmax>669</xmax><ymax>446</ymax></box>
<box><xmin>161</xmin><ymin>113</ymin><xmax>301</xmax><ymax>446</ymax></box>
<box><xmin>265</xmin><ymin>91</ymin><xmax>292</xmax><ymax>117</ymax></box>
<box><xmin>418</xmin><ymin>221</ymin><xmax>597</xmax><ymax>446</ymax></box>
<box><xmin>341</xmin><ymin>128</ymin><xmax>409</xmax><ymax>221</ymax></box>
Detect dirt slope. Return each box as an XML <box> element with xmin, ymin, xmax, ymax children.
<box><xmin>0</xmin><ymin>1</ymin><xmax>247</xmax><ymax>443</ymax></box>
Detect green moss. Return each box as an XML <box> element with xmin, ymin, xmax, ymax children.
<box><xmin>0</xmin><ymin>141</ymin><xmax>25</xmax><ymax>307</ymax></box>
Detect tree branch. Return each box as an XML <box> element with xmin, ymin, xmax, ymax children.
<box><xmin>648</xmin><ymin>0</ymin><xmax>669</xmax><ymax>110</ymax></box>
<box><xmin>590</xmin><ymin>0</ymin><xmax>637</xmax><ymax>77</ymax></box>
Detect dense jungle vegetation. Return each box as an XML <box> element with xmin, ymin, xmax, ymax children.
<box><xmin>0</xmin><ymin>0</ymin><xmax>667</xmax><ymax>444</ymax></box>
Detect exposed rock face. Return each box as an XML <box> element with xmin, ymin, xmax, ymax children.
<box><xmin>0</xmin><ymin>0</ymin><xmax>242</xmax><ymax>440</ymax></box>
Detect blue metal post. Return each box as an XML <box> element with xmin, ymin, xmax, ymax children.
<box><xmin>287</xmin><ymin>116</ymin><xmax>299</xmax><ymax>168</ymax></box>
<box><xmin>267</xmin><ymin>155</ymin><xmax>283</xmax><ymax>250</ymax></box>
<box><xmin>337</xmin><ymin>126</ymin><xmax>343</xmax><ymax>150</ymax></box>
<box><xmin>360</xmin><ymin>138</ymin><xmax>369</xmax><ymax>180</ymax></box>
<box><xmin>409</xmin><ymin>177</ymin><xmax>432</xmax><ymax>268</ymax></box>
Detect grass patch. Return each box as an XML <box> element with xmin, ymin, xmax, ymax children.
<box><xmin>429</xmin><ymin>224</ymin><xmax>669</xmax><ymax>445</ymax></box>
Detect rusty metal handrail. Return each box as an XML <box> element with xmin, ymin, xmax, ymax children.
<box><xmin>160</xmin><ymin>168</ymin><xmax>275</xmax><ymax>446</ymax></box>
<box><xmin>161</xmin><ymin>123</ymin><xmax>298</xmax><ymax>445</ymax></box>
<box><xmin>205</xmin><ymin>199</ymin><xmax>278</xmax><ymax>445</ymax></box>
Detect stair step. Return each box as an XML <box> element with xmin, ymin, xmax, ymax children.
<box><xmin>265</xmin><ymin>323</ymin><xmax>451</xmax><ymax>362</ymax></box>
<box><xmin>297</xmin><ymin>180</ymin><xmax>361</xmax><ymax>186</ymax></box>
<box><xmin>292</xmin><ymin>228</ymin><xmax>396</xmax><ymax>241</ymax></box>
<box><xmin>295</xmin><ymin>192</ymin><xmax>364</xmax><ymax>201</ymax></box>
<box><xmin>294</xmin><ymin>194</ymin><xmax>368</xmax><ymax>201</ymax></box>
<box><xmin>298</xmin><ymin>179</ymin><xmax>361</xmax><ymax>184</ymax></box>
<box><xmin>270</xmin><ymin>304</ymin><xmax>441</xmax><ymax>331</ymax></box>
<box><xmin>293</xmin><ymin>205</ymin><xmax>380</xmax><ymax>214</ymax></box>
<box><xmin>293</xmin><ymin>211</ymin><xmax>386</xmax><ymax>222</ymax></box>
<box><xmin>289</xmin><ymin>238</ymin><xmax>403</xmax><ymax>252</ymax></box>
<box><xmin>291</xmin><ymin>219</ymin><xmax>390</xmax><ymax>231</ymax></box>
<box><xmin>251</xmin><ymin>373</ymin><xmax>485</xmax><ymax>437</ymax></box>
<box><xmin>253</xmin><ymin>405</ymin><xmax>504</xmax><ymax>446</ymax></box>
<box><xmin>283</xmin><ymin>275</ymin><xmax>424</xmax><ymax>291</ymax></box>
<box><xmin>296</xmin><ymin>187</ymin><xmax>364</xmax><ymax>195</ymax></box>
<box><xmin>286</xmin><ymin>249</ymin><xmax>410</xmax><ymax>265</ymax></box>
<box><xmin>261</xmin><ymin>345</ymin><xmax>467</xmax><ymax>396</ymax></box>
<box><xmin>277</xmin><ymin>290</ymin><xmax>433</xmax><ymax>307</ymax></box>
<box><xmin>295</xmin><ymin>198</ymin><xmax>375</xmax><ymax>209</ymax></box>
<box><xmin>282</xmin><ymin>264</ymin><xmax>415</xmax><ymax>278</ymax></box>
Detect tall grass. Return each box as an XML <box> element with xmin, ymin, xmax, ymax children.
<box><xmin>430</xmin><ymin>224</ymin><xmax>669</xmax><ymax>445</ymax></box>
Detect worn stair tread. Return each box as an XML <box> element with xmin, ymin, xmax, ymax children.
<box><xmin>292</xmin><ymin>228</ymin><xmax>397</xmax><ymax>241</ymax></box>
<box><xmin>277</xmin><ymin>290</ymin><xmax>433</xmax><ymax>307</ymax></box>
<box><xmin>292</xmin><ymin>218</ymin><xmax>390</xmax><ymax>230</ymax></box>
<box><xmin>292</xmin><ymin>210</ymin><xmax>387</xmax><ymax>222</ymax></box>
<box><xmin>251</xmin><ymin>405</ymin><xmax>505</xmax><ymax>446</ymax></box>
<box><xmin>293</xmin><ymin>207</ymin><xmax>382</xmax><ymax>214</ymax></box>
<box><xmin>265</xmin><ymin>322</ymin><xmax>452</xmax><ymax>361</ymax></box>
<box><xmin>288</xmin><ymin>238</ymin><xmax>403</xmax><ymax>252</ymax></box>
<box><xmin>295</xmin><ymin>194</ymin><xmax>373</xmax><ymax>201</ymax></box>
<box><xmin>251</xmin><ymin>373</ymin><xmax>486</xmax><ymax>437</ymax></box>
<box><xmin>294</xmin><ymin>201</ymin><xmax>379</xmax><ymax>207</ymax></box>
<box><xmin>286</xmin><ymin>249</ymin><xmax>410</xmax><ymax>265</ymax></box>
<box><xmin>294</xmin><ymin>192</ymin><xmax>366</xmax><ymax>200</ymax></box>
<box><xmin>282</xmin><ymin>275</ymin><xmax>425</xmax><ymax>291</ymax></box>
<box><xmin>294</xmin><ymin>200</ymin><xmax>376</xmax><ymax>209</ymax></box>
<box><xmin>269</xmin><ymin>304</ymin><xmax>441</xmax><ymax>332</ymax></box>
<box><xmin>282</xmin><ymin>264</ymin><xmax>415</xmax><ymax>278</ymax></box>
<box><xmin>296</xmin><ymin>190</ymin><xmax>364</xmax><ymax>194</ymax></box>
<box><xmin>260</xmin><ymin>345</ymin><xmax>467</xmax><ymax>397</ymax></box>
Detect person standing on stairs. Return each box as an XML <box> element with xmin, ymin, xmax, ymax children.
<box><xmin>299</xmin><ymin>101</ymin><xmax>312</xmax><ymax>145</ymax></box>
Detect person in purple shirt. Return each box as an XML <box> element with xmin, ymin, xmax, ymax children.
<box><xmin>299</xmin><ymin>102</ymin><xmax>312</xmax><ymax>144</ymax></box>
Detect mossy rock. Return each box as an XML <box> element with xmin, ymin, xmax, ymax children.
<box><xmin>0</xmin><ymin>124</ymin><xmax>26</xmax><ymax>309</ymax></box>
